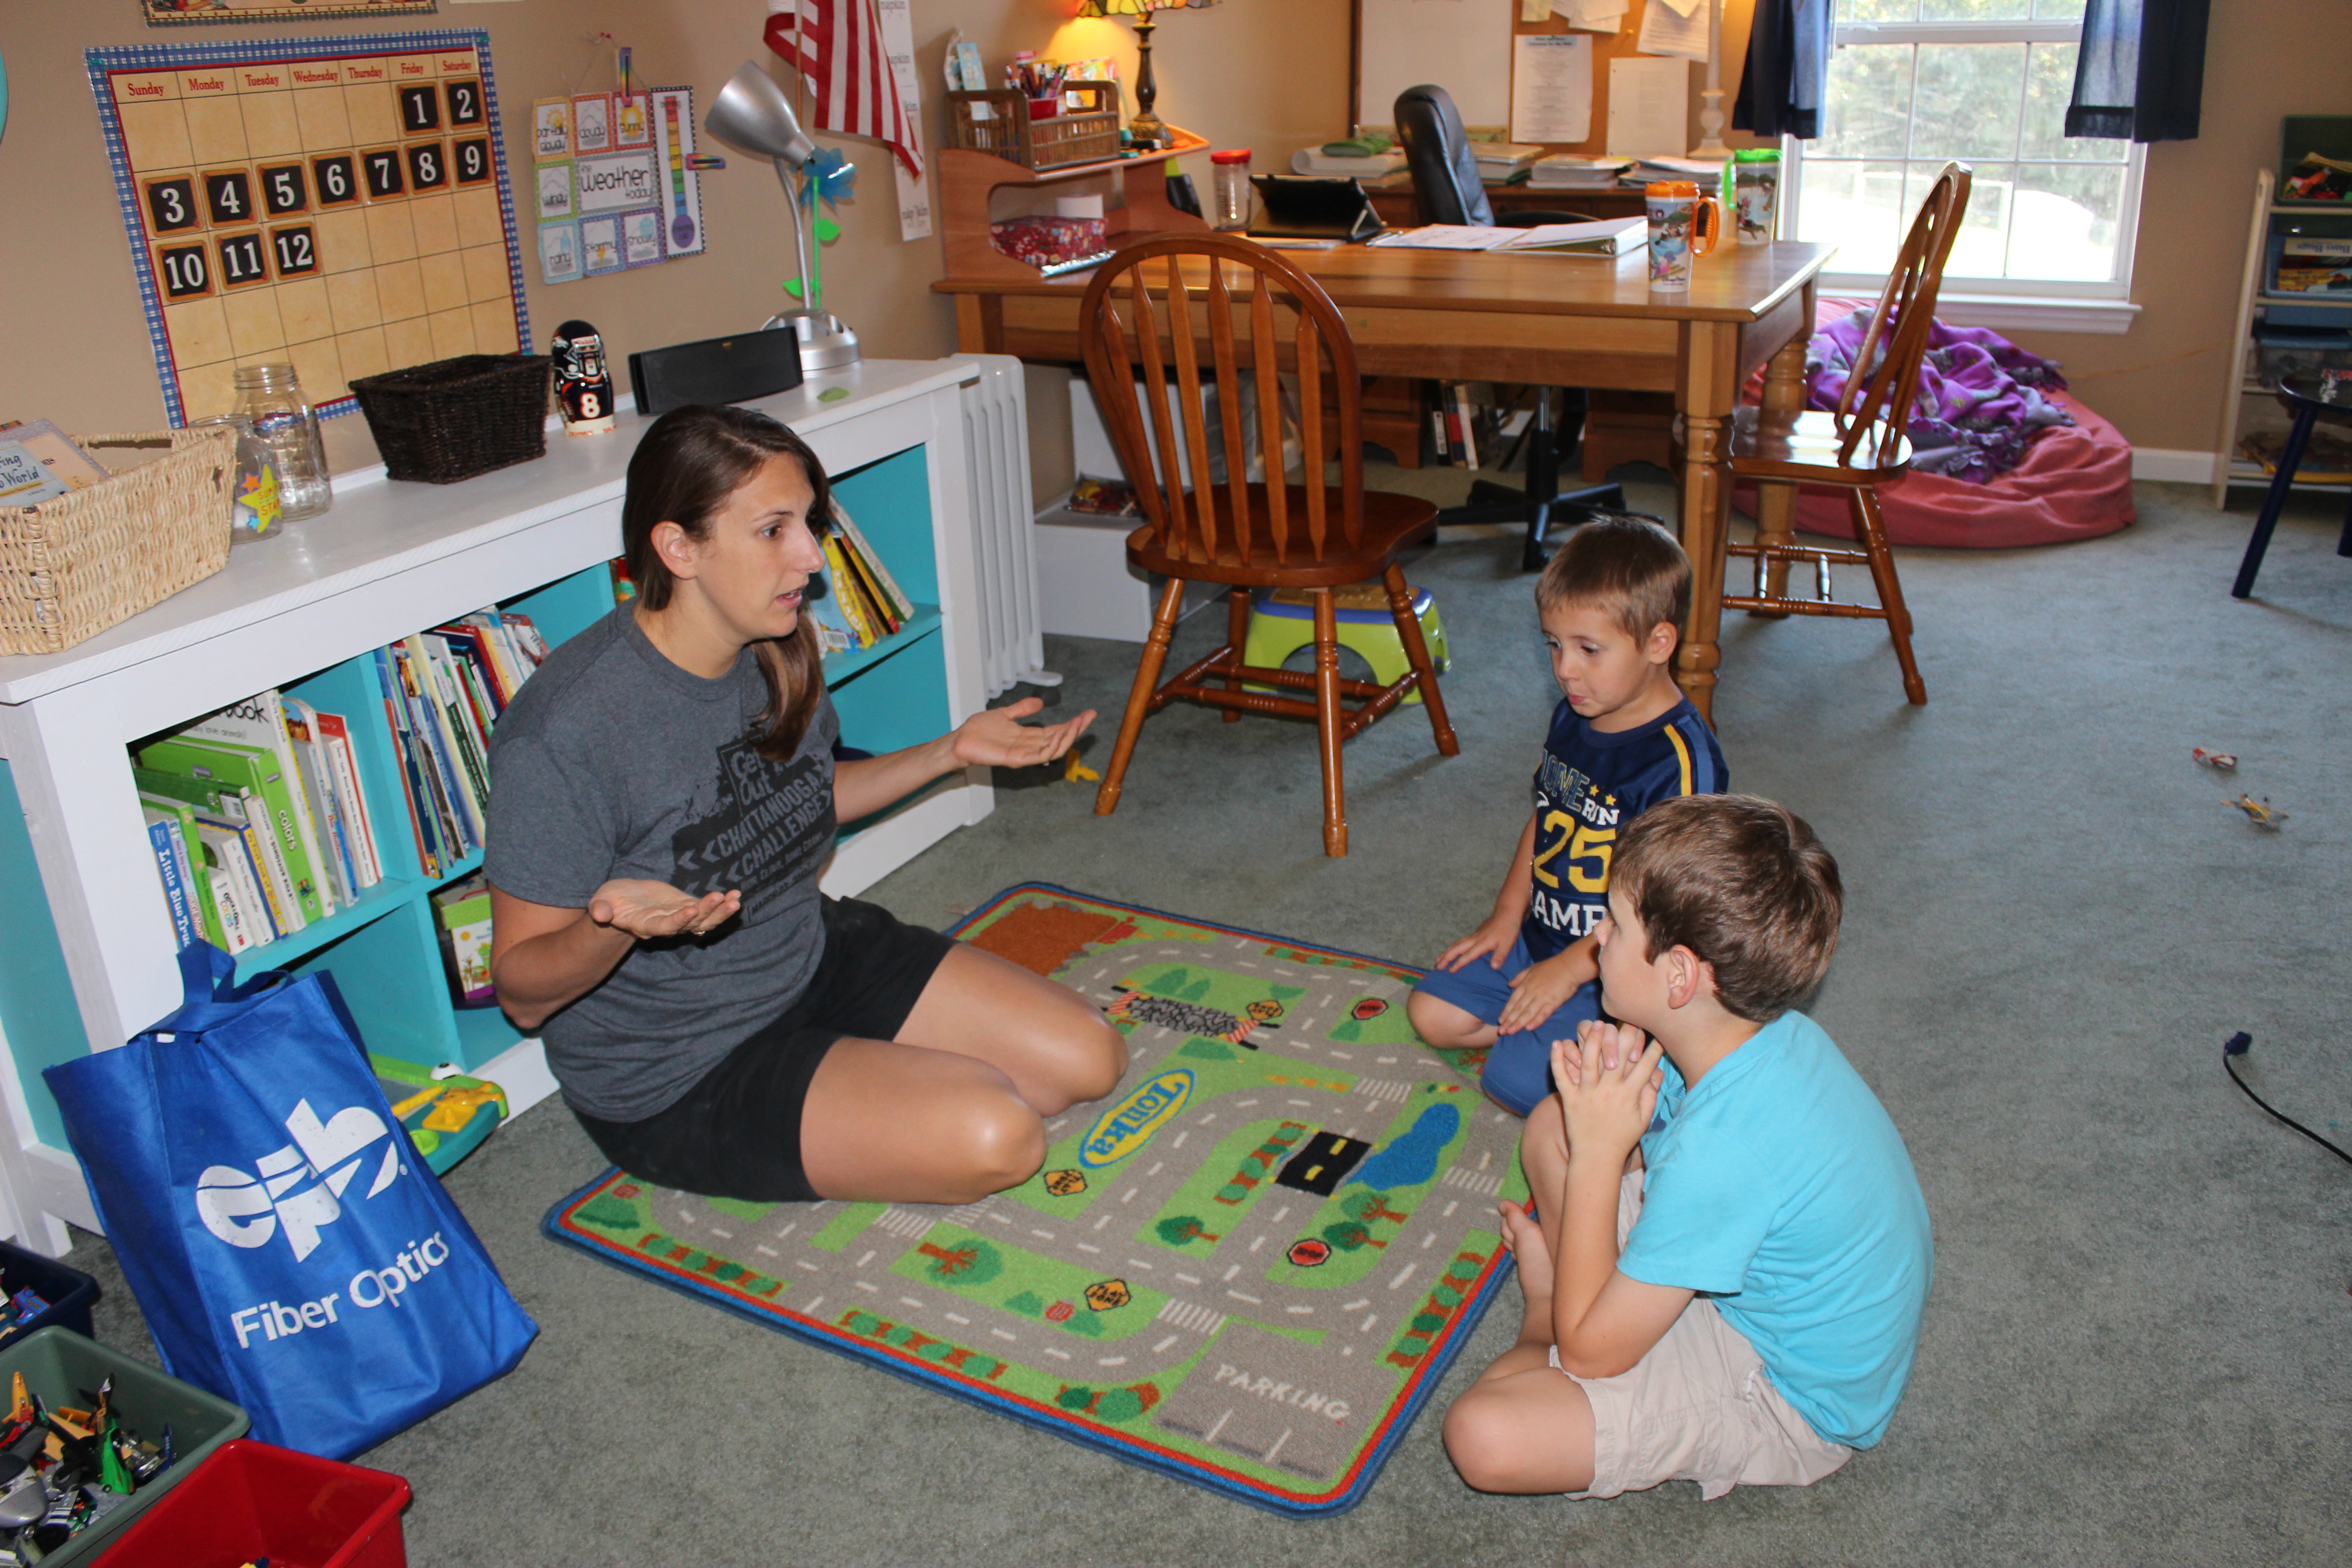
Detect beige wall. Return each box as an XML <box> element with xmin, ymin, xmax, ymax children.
<box><xmin>1</xmin><ymin>0</ymin><xmax>2339</xmax><ymax>461</ymax></box>
<box><xmin>2008</xmin><ymin>0</ymin><xmax>2352</xmax><ymax>454</ymax></box>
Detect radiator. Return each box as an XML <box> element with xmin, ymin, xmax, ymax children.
<box><xmin>959</xmin><ymin>355</ymin><xmax>1060</xmax><ymax>697</ymax></box>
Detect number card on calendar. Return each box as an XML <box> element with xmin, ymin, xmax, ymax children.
<box><xmin>87</xmin><ymin>31</ymin><xmax>529</xmax><ymax>426</ymax></box>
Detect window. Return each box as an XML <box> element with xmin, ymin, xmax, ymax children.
<box><xmin>1784</xmin><ymin>0</ymin><xmax>2145</xmax><ymax>324</ymax></box>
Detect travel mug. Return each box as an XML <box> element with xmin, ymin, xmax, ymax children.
<box><xmin>1645</xmin><ymin>181</ymin><xmax>1721</xmax><ymax>291</ymax></box>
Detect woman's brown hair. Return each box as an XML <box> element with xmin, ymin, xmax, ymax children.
<box><xmin>621</xmin><ymin>404</ymin><xmax>833</xmax><ymax>761</ymax></box>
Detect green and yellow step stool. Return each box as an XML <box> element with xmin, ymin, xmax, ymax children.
<box><xmin>1242</xmin><ymin>582</ymin><xmax>1448</xmax><ymax>703</ymax></box>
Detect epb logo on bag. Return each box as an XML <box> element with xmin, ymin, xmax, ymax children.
<box><xmin>195</xmin><ymin>1097</ymin><xmax>402</xmax><ymax>1260</ymax></box>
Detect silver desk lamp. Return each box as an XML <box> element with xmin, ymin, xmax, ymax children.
<box><xmin>706</xmin><ymin>61</ymin><xmax>861</xmax><ymax>370</ymax></box>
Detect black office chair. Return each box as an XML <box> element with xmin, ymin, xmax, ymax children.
<box><xmin>1393</xmin><ymin>83</ymin><xmax>1628</xmax><ymax>570</ymax></box>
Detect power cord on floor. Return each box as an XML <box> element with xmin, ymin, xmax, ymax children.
<box><xmin>2222</xmin><ymin>1032</ymin><xmax>2352</xmax><ymax>1167</ymax></box>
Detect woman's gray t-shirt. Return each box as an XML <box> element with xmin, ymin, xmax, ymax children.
<box><xmin>485</xmin><ymin>607</ymin><xmax>838</xmax><ymax>1122</ymax></box>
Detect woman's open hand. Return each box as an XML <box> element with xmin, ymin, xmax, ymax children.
<box><xmin>587</xmin><ymin>879</ymin><xmax>741</xmax><ymax>941</ymax></box>
<box><xmin>949</xmin><ymin>697</ymin><xmax>1097</xmax><ymax>770</ymax></box>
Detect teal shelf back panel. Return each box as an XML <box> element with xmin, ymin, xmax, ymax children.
<box><xmin>504</xmin><ymin>564</ymin><xmax>618</xmax><ymax>647</ymax></box>
<box><xmin>281</xmin><ymin>895</ymin><xmax>456</xmax><ymax>1067</ymax></box>
<box><xmin>831</xmin><ymin>622</ymin><xmax>948</xmax><ymax>761</ymax></box>
<box><xmin>830</xmin><ymin>447</ymin><xmax>938</xmax><ymax>604</ymax></box>
<box><xmin>0</xmin><ymin>764</ymin><xmax>89</xmax><ymax>1150</ymax></box>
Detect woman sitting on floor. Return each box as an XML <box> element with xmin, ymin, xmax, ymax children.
<box><xmin>486</xmin><ymin>404</ymin><xmax>1123</xmax><ymax>1205</ymax></box>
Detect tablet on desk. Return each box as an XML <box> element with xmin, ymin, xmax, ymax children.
<box><xmin>1247</xmin><ymin>176</ymin><xmax>1384</xmax><ymax>243</ymax></box>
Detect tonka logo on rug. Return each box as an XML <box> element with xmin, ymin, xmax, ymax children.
<box><xmin>195</xmin><ymin>1098</ymin><xmax>401</xmax><ymax>1261</ymax></box>
<box><xmin>1080</xmin><ymin>1070</ymin><xmax>1193</xmax><ymax>1167</ymax></box>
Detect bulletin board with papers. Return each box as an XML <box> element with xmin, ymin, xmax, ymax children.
<box><xmin>1352</xmin><ymin>0</ymin><xmax>1701</xmax><ymax>156</ymax></box>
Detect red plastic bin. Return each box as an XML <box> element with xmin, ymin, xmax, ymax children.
<box><xmin>96</xmin><ymin>1439</ymin><xmax>410</xmax><ymax>1568</ymax></box>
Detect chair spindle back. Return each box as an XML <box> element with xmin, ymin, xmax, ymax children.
<box><xmin>1079</xmin><ymin>234</ymin><xmax>1365</xmax><ymax>568</ymax></box>
<box><xmin>1833</xmin><ymin>162</ymin><xmax>1972</xmax><ymax>471</ymax></box>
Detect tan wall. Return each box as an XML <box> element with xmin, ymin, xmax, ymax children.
<box><xmin>2</xmin><ymin>0</ymin><xmax>2337</xmax><ymax>463</ymax></box>
<box><xmin>2007</xmin><ymin>0</ymin><xmax>2352</xmax><ymax>454</ymax></box>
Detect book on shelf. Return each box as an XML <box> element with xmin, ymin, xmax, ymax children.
<box><xmin>135</xmin><ymin>766</ymin><xmax>275</xmax><ymax>946</ymax></box>
<box><xmin>136</xmin><ymin>735</ymin><xmax>317</xmax><ymax>934</ymax></box>
<box><xmin>143</xmin><ymin>811</ymin><xmax>198</xmax><ymax>950</ymax></box>
<box><xmin>821</xmin><ymin>536</ymin><xmax>884</xmax><ymax>648</ymax></box>
<box><xmin>432</xmin><ymin>872</ymin><xmax>496</xmax><ymax>1006</ymax></box>
<box><xmin>829</xmin><ymin>500</ymin><xmax>915</xmax><ymax>621</ymax></box>
<box><xmin>176</xmin><ymin>695</ymin><xmax>334</xmax><ymax>921</ymax></box>
<box><xmin>804</xmin><ymin>573</ymin><xmax>858</xmax><ymax>656</ymax></box>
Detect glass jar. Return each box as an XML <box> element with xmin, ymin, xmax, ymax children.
<box><xmin>188</xmin><ymin>414</ymin><xmax>284</xmax><ymax>543</ymax></box>
<box><xmin>233</xmin><ymin>363</ymin><xmax>332</xmax><ymax>522</ymax></box>
<box><xmin>1210</xmin><ymin>148</ymin><xmax>1253</xmax><ymax>231</ymax></box>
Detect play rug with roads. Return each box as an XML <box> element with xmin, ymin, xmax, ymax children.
<box><xmin>543</xmin><ymin>884</ymin><xmax>1528</xmax><ymax>1515</ymax></box>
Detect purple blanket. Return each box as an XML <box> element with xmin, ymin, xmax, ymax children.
<box><xmin>1808</xmin><ymin>309</ymin><xmax>2073</xmax><ymax>483</ymax></box>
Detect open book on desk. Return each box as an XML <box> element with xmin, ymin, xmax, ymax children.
<box><xmin>1367</xmin><ymin>217</ymin><xmax>1648</xmax><ymax>256</ymax></box>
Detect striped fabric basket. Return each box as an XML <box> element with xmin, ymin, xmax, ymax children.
<box><xmin>0</xmin><ymin>426</ymin><xmax>237</xmax><ymax>657</ymax></box>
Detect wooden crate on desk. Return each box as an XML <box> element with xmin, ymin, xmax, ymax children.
<box><xmin>949</xmin><ymin>85</ymin><xmax>1120</xmax><ymax>171</ymax></box>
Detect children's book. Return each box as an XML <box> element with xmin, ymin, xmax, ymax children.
<box><xmin>372</xmin><ymin>646</ymin><xmax>447</xmax><ymax>878</ymax></box>
<box><xmin>140</xmin><ymin>791</ymin><xmax>227</xmax><ymax>949</ymax></box>
<box><xmin>311</xmin><ymin>711</ymin><xmax>384</xmax><ymax>887</ymax></box>
<box><xmin>191</xmin><ymin>818</ymin><xmax>275</xmax><ymax>946</ymax></box>
<box><xmin>822</xmin><ymin>537</ymin><xmax>881</xmax><ymax>646</ymax></box>
<box><xmin>803</xmin><ymin>574</ymin><xmax>857</xmax><ymax>656</ymax></box>
<box><xmin>136</xmin><ymin>737</ymin><xmax>317</xmax><ymax>932</ymax></box>
<box><xmin>144</xmin><ymin>813</ymin><xmax>198</xmax><ymax>950</ymax></box>
<box><xmin>432</xmin><ymin>873</ymin><xmax>497</xmax><ymax>1006</ymax></box>
<box><xmin>281</xmin><ymin>698</ymin><xmax>357</xmax><ymax>906</ymax></box>
<box><xmin>179</xmin><ymin>696</ymin><xmax>336</xmax><ymax>917</ymax></box>
<box><xmin>829</xmin><ymin>501</ymin><xmax>916</xmax><ymax>620</ymax></box>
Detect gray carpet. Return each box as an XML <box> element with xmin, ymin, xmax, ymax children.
<box><xmin>70</xmin><ymin>472</ymin><xmax>2352</xmax><ymax>1565</ymax></box>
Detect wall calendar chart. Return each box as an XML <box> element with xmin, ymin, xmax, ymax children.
<box><xmin>87</xmin><ymin>30</ymin><xmax>529</xmax><ymax>426</ymax></box>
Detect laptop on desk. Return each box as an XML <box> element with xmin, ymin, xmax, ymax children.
<box><xmin>1247</xmin><ymin>176</ymin><xmax>1384</xmax><ymax>243</ymax></box>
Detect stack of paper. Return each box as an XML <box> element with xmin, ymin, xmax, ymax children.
<box><xmin>1619</xmin><ymin>153</ymin><xmax>1727</xmax><ymax>188</ymax></box>
<box><xmin>1293</xmin><ymin>146</ymin><xmax>1407</xmax><ymax>178</ymax></box>
<box><xmin>1472</xmin><ymin>142</ymin><xmax>1547</xmax><ymax>181</ymax></box>
<box><xmin>1369</xmin><ymin>217</ymin><xmax>1648</xmax><ymax>256</ymax></box>
<box><xmin>1531</xmin><ymin>153</ymin><xmax>1633</xmax><ymax>189</ymax></box>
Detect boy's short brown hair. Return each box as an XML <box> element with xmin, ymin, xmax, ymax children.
<box><xmin>1535</xmin><ymin>516</ymin><xmax>1692</xmax><ymax>644</ymax></box>
<box><xmin>1610</xmin><ymin>794</ymin><xmax>1842</xmax><ymax>1022</ymax></box>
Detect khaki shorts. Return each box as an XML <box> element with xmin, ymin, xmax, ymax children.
<box><xmin>1546</xmin><ymin>1171</ymin><xmax>1855</xmax><ymax>1501</ymax></box>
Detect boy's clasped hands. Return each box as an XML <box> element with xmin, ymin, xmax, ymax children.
<box><xmin>1545</xmin><ymin>1019</ymin><xmax>1664</xmax><ymax>1169</ymax></box>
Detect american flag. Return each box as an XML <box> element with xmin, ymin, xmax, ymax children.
<box><xmin>764</xmin><ymin>0</ymin><xmax>924</xmax><ymax>180</ymax></box>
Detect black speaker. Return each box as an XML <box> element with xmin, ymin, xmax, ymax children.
<box><xmin>627</xmin><ymin>328</ymin><xmax>804</xmax><ymax>418</ymax></box>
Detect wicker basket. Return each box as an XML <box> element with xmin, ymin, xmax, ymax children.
<box><xmin>0</xmin><ymin>426</ymin><xmax>237</xmax><ymax>658</ymax></box>
<box><xmin>348</xmin><ymin>353</ymin><xmax>553</xmax><ymax>485</ymax></box>
<box><xmin>950</xmin><ymin>83</ymin><xmax>1122</xmax><ymax>171</ymax></box>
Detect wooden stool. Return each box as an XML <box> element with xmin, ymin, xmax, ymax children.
<box><xmin>2232</xmin><ymin>371</ymin><xmax>2352</xmax><ymax>598</ymax></box>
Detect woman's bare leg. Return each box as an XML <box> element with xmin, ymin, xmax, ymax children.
<box><xmin>797</xmin><ymin>1038</ymin><xmax>1050</xmax><ymax>1205</ymax></box>
<box><xmin>897</xmin><ymin>943</ymin><xmax>1127</xmax><ymax>1113</ymax></box>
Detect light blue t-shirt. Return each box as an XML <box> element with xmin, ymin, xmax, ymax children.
<box><xmin>1617</xmin><ymin>1011</ymin><xmax>1933</xmax><ymax>1449</ymax></box>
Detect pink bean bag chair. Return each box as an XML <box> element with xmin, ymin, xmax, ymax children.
<box><xmin>1730</xmin><ymin>298</ymin><xmax>2136</xmax><ymax>549</ymax></box>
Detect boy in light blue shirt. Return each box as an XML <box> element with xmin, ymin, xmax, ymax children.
<box><xmin>1442</xmin><ymin>794</ymin><xmax>1932</xmax><ymax>1499</ymax></box>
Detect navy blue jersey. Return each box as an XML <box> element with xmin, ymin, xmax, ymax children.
<box><xmin>1523</xmin><ymin>696</ymin><xmax>1727</xmax><ymax>961</ymax></box>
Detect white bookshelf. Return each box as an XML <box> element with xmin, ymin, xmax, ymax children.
<box><xmin>0</xmin><ymin>358</ymin><xmax>995</xmax><ymax>1255</ymax></box>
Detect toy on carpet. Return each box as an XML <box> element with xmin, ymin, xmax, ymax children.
<box><xmin>2225</xmin><ymin>794</ymin><xmax>2288</xmax><ymax>829</ymax></box>
<box><xmin>546</xmin><ymin>885</ymin><xmax>1524</xmax><ymax>1516</ymax></box>
<box><xmin>1063</xmin><ymin>750</ymin><xmax>1100</xmax><ymax>784</ymax></box>
<box><xmin>371</xmin><ymin>1056</ymin><xmax>506</xmax><ymax>1175</ymax></box>
<box><xmin>2192</xmin><ymin>747</ymin><xmax>2238</xmax><ymax>770</ymax></box>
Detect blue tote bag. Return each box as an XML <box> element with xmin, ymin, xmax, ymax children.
<box><xmin>44</xmin><ymin>944</ymin><xmax>538</xmax><ymax>1459</ymax></box>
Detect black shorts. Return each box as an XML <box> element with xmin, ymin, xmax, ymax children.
<box><xmin>572</xmin><ymin>896</ymin><xmax>955</xmax><ymax>1203</ymax></box>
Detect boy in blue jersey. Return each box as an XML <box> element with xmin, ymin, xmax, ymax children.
<box><xmin>1408</xmin><ymin>517</ymin><xmax>1725</xmax><ymax>1116</ymax></box>
<box><xmin>1441</xmin><ymin>794</ymin><xmax>1933</xmax><ymax>1499</ymax></box>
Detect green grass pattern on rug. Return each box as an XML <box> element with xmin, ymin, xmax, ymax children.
<box><xmin>544</xmin><ymin>885</ymin><xmax>1528</xmax><ymax>1514</ymax></box>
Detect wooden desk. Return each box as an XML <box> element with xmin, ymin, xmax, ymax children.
<box><xmin>935</xmin><ymin>240</ymin><xmax>1835</xmax><ymax>721</ymax></box>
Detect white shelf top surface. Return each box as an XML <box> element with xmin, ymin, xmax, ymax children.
<box><xmin>0</xmin><ymin>358</ymin><xmax>978</xmax><ymax>707</ymax></box>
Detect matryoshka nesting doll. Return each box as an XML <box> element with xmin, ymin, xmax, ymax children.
<box><xmin>552</xmin><ymin>318</ymin><xmax>616</xmax><ymax>436</ymax></box>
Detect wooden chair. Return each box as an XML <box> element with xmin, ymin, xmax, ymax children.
<box><xmin>1078</xmin><ymin>233</ymin><xmax>1460</xmax><ymax>856</ymax></box>
<box><xmin>1726</xmin><ymin>162</ymin><xmax>1972</xmax><ymax>705</ymax></box>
